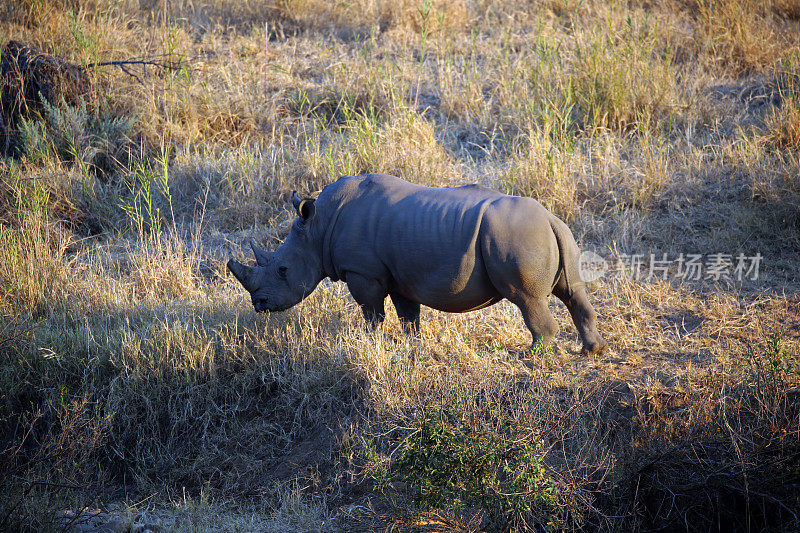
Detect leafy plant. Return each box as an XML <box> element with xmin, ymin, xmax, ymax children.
<box><xmin>745</xmin><ymin>329</ymin><xmax>799</xmax><ymax>420</ymax></box>
<box><xmin>385</xmin><ymin>400</ymin><xmax>566</xmax><ymax>531</ymax></box>
<box><xmin>18</xmin><ymin>96</ymin><xmax>135</xmax><ymax>177</ymax></box>
<box><xmin>17</xmin><ymin>116</ymin><xmax>50</xmax><ymax>163</ymax></box>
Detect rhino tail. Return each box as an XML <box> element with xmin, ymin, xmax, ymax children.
<box><xmin>548</xmin><ymin>216</ymin><xmax>582</xmax><ymax>297</ymax></box>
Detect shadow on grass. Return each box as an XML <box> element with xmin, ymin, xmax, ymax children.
<box><xmin>0</xmin><ymin>302</ymin><xmax>365</xmax><ymax>507</ymax></box>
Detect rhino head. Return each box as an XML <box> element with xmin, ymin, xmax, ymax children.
<box><xmin>227</xmin><ymin>192</ymin><xmax>324</xmax><ymax>312</ymax></box>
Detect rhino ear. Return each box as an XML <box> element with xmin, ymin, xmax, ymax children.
<box><xmin>250</xmin><ymin>240</ymin><xmax>271</xmax><ymax>266</ymax></box>
<box><xmin>292</xmin><ymin>191</ymin><xmax>316</xmax><ymax>223</ymax></box>
<box><xmin>298</xmin><ymin>198</ymin><xmax>315</xmax><ymax>222</ymax></box>
<box><xmin>227</xmin><ymin>258</ymin><xmax>259</xmax><ymax>292</ymax></box>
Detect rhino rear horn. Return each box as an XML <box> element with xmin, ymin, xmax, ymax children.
<box><xmin>250</xmin><ymin>240</ymin><xmax>272</xmax><ymax>266</ymax></box>
<box><xmin>227</xmin><ymin>258</ymin><xmax>259</xmax><ymax>292</ymax></box>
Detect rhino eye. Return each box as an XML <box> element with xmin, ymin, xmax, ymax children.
<box><xmin>278</xmin><ymin>266</ymin><xmax>288</xmax><ymax>280</ymax></box>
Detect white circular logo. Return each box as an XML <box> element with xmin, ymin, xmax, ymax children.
<box><xmin>579</xmin><ymin>250</ymin><xmax>607</xmax><ymax>282</ymax></box>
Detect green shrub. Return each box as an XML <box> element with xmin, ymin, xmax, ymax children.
<box><xmin>385</xmin><ymin>399</ymin><xmax>567</xmax><ymax>531</ymax></box>
<box><xmin>18</xmin><ymin>96</ymin><xmax>135</xmax><ymax>177</ymax></box>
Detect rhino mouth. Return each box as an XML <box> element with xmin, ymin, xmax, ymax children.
<box><xmin>254</xmin><ymin>302</ymin><xmax>291</xmax><ymax>313</ymax></box>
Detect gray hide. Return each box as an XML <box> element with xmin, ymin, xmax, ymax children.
<box><xmin>228</xmin><ymin>173</ymin><xmax>607</xmax><ymax>354</ymax></box>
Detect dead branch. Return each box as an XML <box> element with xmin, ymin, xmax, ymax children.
<box><xmin>83</xmin><ymin>58</ymin><xmax>189</xmax><ymax>85</ymax></box>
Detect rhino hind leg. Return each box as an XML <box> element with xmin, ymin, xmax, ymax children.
<box><xmin>390</xmin><ymin>292</ymin><xmax>421</xmax><ymax>333</ymax></box>
<box><xmin>515</xmin><ymin>297</ymin><xmax>559</xmax><ymax>350</ymax></box>
<box><xmin>346</xmin><ymin>273</ymin><xmax>387</xmax><ymax>329</ymax></box>
<box><xmin>552</xmin><ymin>285</ymin><xmax>607</xmax><ymax>355</ymax></box>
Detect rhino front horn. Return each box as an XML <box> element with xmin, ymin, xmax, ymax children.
<box><xmin>227</xmin><ymin>258</ymin><xmax>258</xmax><ymax>292</ymax></box>
<box><xmin>250</xmin><ymin>240</ymin><xmax>271</xmax><ymax>266</ymax></box>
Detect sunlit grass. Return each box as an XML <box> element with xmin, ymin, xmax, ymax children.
<box><xmin>1</xmin><ymin>0</ymin><xmax>799</xmax><ymax>530</ymax></box>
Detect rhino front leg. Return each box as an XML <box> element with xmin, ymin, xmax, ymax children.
<box><xmin>346</xmin><ymin>273</ymin><xmax>387</xmax><ymax>330</ymax></box>
<box><xmin>514</xmin><ymin>297</ymin><xmax>559</xmax><ymax>351</ymax></box>
<box><xmin>390</xmin><ymin>292</ymin><xmax>421</xmax><ymax>333</ymax></box>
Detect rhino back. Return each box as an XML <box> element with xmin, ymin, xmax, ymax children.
<box><xmin>318</xmin><ymin>174</ymin><xmax>557</xmax><ymax>311</ymax></box>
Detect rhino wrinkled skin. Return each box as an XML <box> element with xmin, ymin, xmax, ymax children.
<box><xmin>228</xmin><ymin>173</ymin><xmax>607</xmax><ymax>354</ymax></box>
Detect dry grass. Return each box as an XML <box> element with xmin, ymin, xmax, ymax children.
<box><xmin>693</xmin><ymin>0</ymin><xmax>798</xmax><ymax>74</ymax></box>
<box><xmin>1</xmin><ymin>0</ymin><xmax>800</xmax><ymax>531</ymax></box>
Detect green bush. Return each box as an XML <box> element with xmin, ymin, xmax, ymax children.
<box><xmin>18</xmin><ymin>96</ymin><xmax>135</xmax><ymax>177</ymax></box>
<box><xmin>386</xmin><ymin>400</ymin><xmax>566</xmax><ymax>531</ymax></box>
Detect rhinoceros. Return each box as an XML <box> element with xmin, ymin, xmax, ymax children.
<box><xmin>228</xmin><ymin>173</ymin><xmax>607</xmax><ymax>354</ymax></box>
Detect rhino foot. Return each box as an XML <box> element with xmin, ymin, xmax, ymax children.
<box><xmin>581</xmin><ymin>341</ymin><xmax>608</xmax><ymax>356</ymax></box>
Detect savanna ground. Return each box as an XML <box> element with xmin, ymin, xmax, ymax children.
<box><xmin>1</xmin><ymin>0</ymin><xmax>799</xmax><ymax>531</ymax></box>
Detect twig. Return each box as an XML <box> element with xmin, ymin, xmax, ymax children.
<box><xmin>117</xmin><ymin>64</ymin><xmax>143</xmax><ymax>85</ymax></box>
<box><xmin>84</xmin><ymin>59</ymin><xmax>184</xmax><ymax>70</ymax></box>
<box><xmin>82</xmin><ymin>58</ymin><xmax>187</xmax><ymax>85</ymax></box>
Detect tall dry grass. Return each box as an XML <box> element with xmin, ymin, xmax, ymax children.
<box><xmin>1</xmin><ymin>0</ymin><xmax>799</xmax><ymax>530</ymax></box>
